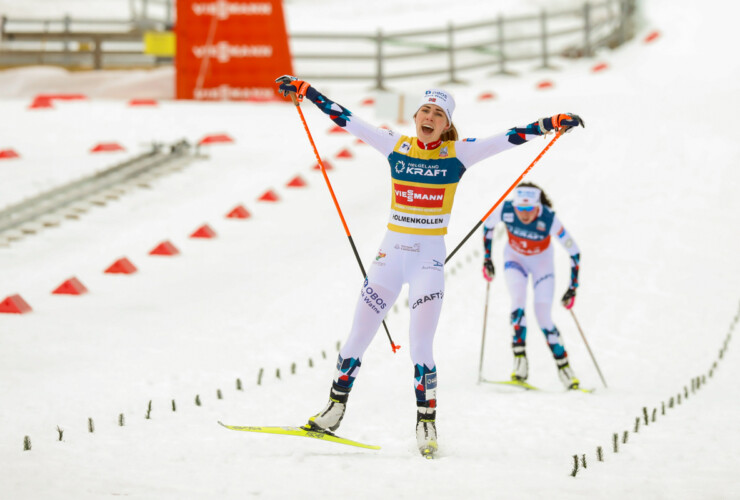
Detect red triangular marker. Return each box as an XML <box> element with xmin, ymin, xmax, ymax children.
<box><xmin>312</xmin><ymin>160</ymin><xmax>333</xmax><ymax>171</ymax></box>
<box><xmin>536</xmin><ymin>80</ymin><xmax>554</xmax><ymax>90</ymax></box>
<box><xmin>28</xmin><ymin>96</ymin><xmax>53</xmax><ymax>109</ymax></box>
<box><xmin>226</xmin><ymin>205</ymin><xmax>251</xmax><ymax>219</ymax></box>
<box><xmin>149</xmin><ymin>240</ymin><xmax>180</xmax><ymax>255</ymax></box>
<box><xmin>91</xmin><ymin>142</ymin><xmax>125</xmax><ymax>153</ymax></box>
<box><xmin>105</xmin><ymin>257</ymin><xmax>137</xmax><ymax>274</ymax></box>
<box><xmin>258</xmin><ymin>189</ymin><xmax>280</xmax><ymax>202</ymax></box>
<box><xmin>190</xmin><ymin>224</ymin><xmax>216</xmax><ymax>238</ymax></box>
<box><xmin>0</xmin><ymin>149</ymin><xmax>20</xmax><ymax>159</ymax></box>
<box><xmin>478</xmin><ymin>92</ymin><xmax>496</xmax><ymax>101</ymax></box>
<box><xmin>335</xmin><ymin>148</ymin><xmax>353</xmax><ymax>159</ymax></box>
<box><xmin>0</xmin><ymin>294</ymin><xmax>32</xmax><ymax>313</ymax></box>
<box><xmin>52</xmin><ymin>277</ymin><xmax>88</xmax><ymax>295</ymax></box>
<box><xmin>286</xmin><ymin>175</ymin><xmax>307</xmax><ymax>187</ymax></box>
<box><xmin>198</xmin><ymin>134</ymin><xmax>234</xmax><ymax>145</ymax></box>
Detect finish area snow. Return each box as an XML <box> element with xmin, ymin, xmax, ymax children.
<box><xmin>1</xmin><ymin>0</ymin><xmax>739</xmax><ymax>498</ymax></box>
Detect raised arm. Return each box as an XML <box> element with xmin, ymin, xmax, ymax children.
<box><xmin>456</xmin><ymin>114</ymin><xmax>584</xmax><ymax>168</ymax></box>
<box><xmin>276</xmin><ymin>75</ymin><xmax>398</xmax><ymax>156</ymax></box>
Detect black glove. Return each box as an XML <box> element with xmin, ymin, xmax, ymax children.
<box><xmin>561</xmin><ymin>287</ymin><xmax>577</xmax><ymax>309</ymax></box>
<box><xmin>540</xmin><ymin>113</ymin><xmax>585</xmax><ymax>134</ymax></box>
<box><xmin>482</xmin><ymin>259</ymin><xmax>495</xmax><ymax>282</ymax></box>
<box><xmin>552</xmin><ymin>113</ymin><xmax>584</xmax><ymax>132</ymax></box>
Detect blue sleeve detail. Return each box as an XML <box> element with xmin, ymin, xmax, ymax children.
<box><xmin>506</xmin><ymin>122</ymin><xmax>543</xmax><ymax>145</ymax></box>
<box><xmin>569</xmin><ymin>253</ymin><xmax>580</xmax><ymax>288</ymax></box>
<box><xmin>483</xmin><ymin>231</ymin><xmax>492</xmax><ymax>259</ymax></box>
<box><xmin>307</xmin><ymin>87</ymin><xmax>353</xmax><ymax>127</ymax></box>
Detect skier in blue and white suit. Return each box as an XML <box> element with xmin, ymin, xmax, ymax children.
<box><xmin>482</xmin><ymin>182</ymin><xmax>582</xmax><ymax>389</ymax></box>
<box><xmin>276</xmin><ymin>75</ymin><xmax>584</xmax><ymax>455</ymax></box>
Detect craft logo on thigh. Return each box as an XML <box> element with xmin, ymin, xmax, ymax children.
<box><xmin>411</xmin><ymin>291</ymin><xmax>444</xmax><ymax>309</ymax></box>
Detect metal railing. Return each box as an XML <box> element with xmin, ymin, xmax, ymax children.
<box><xmin>0</xmin><ymin>0</ymin><xmax>635</xmax><ymax>84</ymax></box>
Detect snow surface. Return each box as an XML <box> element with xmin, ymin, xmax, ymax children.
<box><xmin>1</xmin><ymin>0</ymin><xmax>739</xmax><ymax>498</ymax></box>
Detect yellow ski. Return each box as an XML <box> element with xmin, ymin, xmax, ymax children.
<box><xmin>482</xmin><ymin>379</ymin><xmax>594</xmax><ymax>393</ymax></box>
<box><xmin>217</xmin><ymin>421</ymin><xmax>381</xmax><ymax>450</ymax></box>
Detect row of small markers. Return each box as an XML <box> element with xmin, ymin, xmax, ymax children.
<box><xmin>0</xmin><ymin>135</ymin><xmax>362</xmax><ymax>314</ymax></box>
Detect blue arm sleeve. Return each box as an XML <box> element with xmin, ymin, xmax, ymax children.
<box><xmin>305</xmin><ymin>87</ymin><xmax>353</xmax><ymax>127</ymax></box>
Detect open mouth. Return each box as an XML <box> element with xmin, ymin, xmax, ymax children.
<box><xmin>421</xmin><ymin>124</ymin><xmax>435</xmax><ymax>133</ymax></box>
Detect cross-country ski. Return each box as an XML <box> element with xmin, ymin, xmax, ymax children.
<box><xmin>217</xmin><ymin>421</ymin><xmax>381</xmax><ymax>450</ymax></box>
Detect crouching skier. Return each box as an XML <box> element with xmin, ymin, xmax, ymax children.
<box><xmin>276</xmin><ymin>75</ymin><xmax>584</xmax><ymax>457</ymax></box>
<box><xmin>482</xmin><ymin>182</ymin><xmax>582</xmax><ymax>389</ymax></box>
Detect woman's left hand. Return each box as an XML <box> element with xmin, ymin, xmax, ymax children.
<box><xmin>561</xmin><ymin>287</ymin><xmax>577</xmax><ymax>309</ymax></box>
<box><xmin>552</xmin><ymin>113</ymin><xmax>585</xmax><ymax>131</ymax></box>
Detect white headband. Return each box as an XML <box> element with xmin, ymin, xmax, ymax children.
<box><xmin>416</xmin><ymin>89</ymin><xmax>455</xmax><ymax>125</ymax></box>
<box><xmin>513</xmin><ymin>186</ymin><xmax>542</xmax><ymax>208</ymax></box>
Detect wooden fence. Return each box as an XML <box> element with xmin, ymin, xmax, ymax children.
<box><xmin>0</xmin><ymin>0</ymin><xmax>635</xmax><ymax>86</ymax></box>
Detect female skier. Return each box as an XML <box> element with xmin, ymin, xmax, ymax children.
<box><xmin>276</xmin><ymin>75</ymin><xmax>583</xmax><ymax>456</ymax></box>
<box><xmin>481</xmin><ymin>182</ymin><xmax>581</xmax><ymax>389</ymax></box>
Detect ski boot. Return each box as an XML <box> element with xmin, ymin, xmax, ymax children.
<box><xmin>303</xmin><ymin>387</ymin><xmax>349</xmax><ymax>434</ymax></box>
<box><xmin>416</xmin><ymin>404</ymin><xmax>438</xmax><ymax>459</ymax></box>
<box><xmin>556</xmin><ymin>357</ymin><xmax>580</xmax><ymax>390</ymax></box>
<box><xmin>510</xmin><ymin>345</ymin><xmax>529</xmax><ymax>382</ymax></box>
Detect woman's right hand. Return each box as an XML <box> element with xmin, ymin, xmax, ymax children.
<box><xmin>275</xmin><ymin>75</ymin><xmax>311</xmax><ymax>102</ymax></box>
<box><xmin>482</xmin><ymin>259</ymin><xmax>495</xmax><ymax>282</ymax></box>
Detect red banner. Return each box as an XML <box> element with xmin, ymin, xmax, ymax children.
<box><xmin>175</xmin><ymin>0</ymin><xmax>293</xmax><ymax>101</ymax></box>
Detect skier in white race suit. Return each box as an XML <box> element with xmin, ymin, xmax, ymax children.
<box><xmin>482</xmin><ymin>182</ymin><xmax>582</xmax><ymax>389</ymax></box>
<box><xmin>276</xmin><ymin>75</ymin><xmax>584</xmax><ymax>456</ymax></box>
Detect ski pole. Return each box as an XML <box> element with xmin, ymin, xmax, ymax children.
<box><xmin>477</xmin><ymin>280</ymin><xmax>492</xmax><ymax>383</ymax></box>
<box><xmin>569</xmin><ymin>309</ymin><xmax>608</xmax><ymax>388</ymax></box>
<box><xmin>445</xmin><ymin>129</ymin><xmax>564</xmax><ymax>264</ymax></box>
<box><xmin>284</xmin><ymin>90</ymin><xmax>400</xmax><ymax>353</ymax></box>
